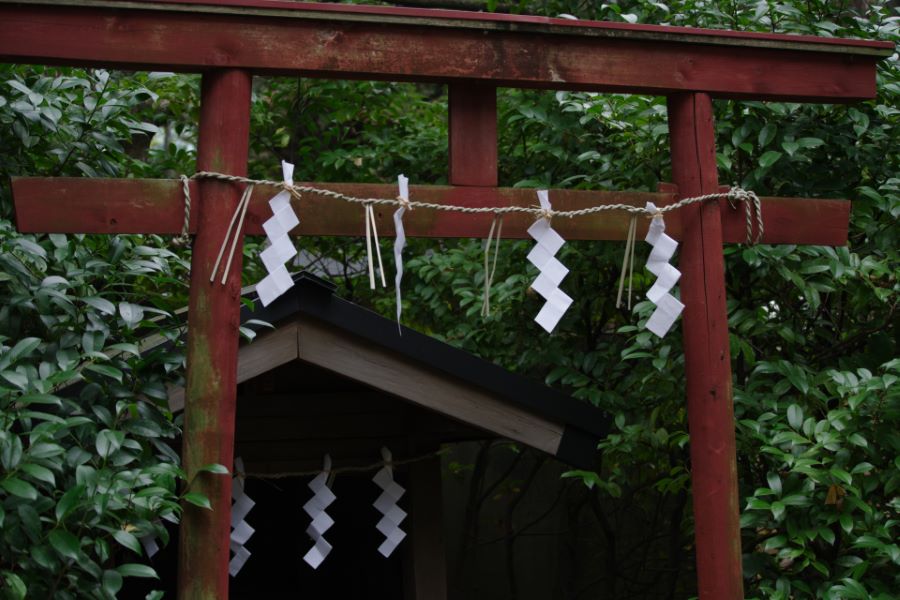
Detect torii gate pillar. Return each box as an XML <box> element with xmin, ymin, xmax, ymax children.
<box><xmin>669</xmin><ymin>92</ymin><xmax>743</xmax><ymax>598</ymax></box>
<box><xmin>178</xmin><ymin>69</ymin><xmax>252</xmax><ymax>600</ymax></box>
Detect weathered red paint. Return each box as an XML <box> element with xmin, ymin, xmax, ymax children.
<box><xmin>11</xmin><ymin>177</ymin><xmax>851</xmax><ymax>245</ymax></box>
<box><xmin>178</xmin><ymin>69</ymin><xmax>252</xmax><ymax>600</ymax></box>
<box><xmin>100</xmin><ymin>0</ymin><xmax>895</xmax><ymax>54</ymax></box>
<box><xmin>449</xmin><ymin>83</ymin><xmax>497</xmax><ymax>187</ymax></box>
<box><xmin>668</xmin><ymin>93</ymin><xmax>744</xmax><ymax>600</ymax></box>
<box><xmin>0</xmin><ymin>1</ymin><xmax>889</xmax><ymax>100</ymax></box>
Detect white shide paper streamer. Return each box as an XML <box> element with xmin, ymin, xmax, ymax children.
<box><xmin>230</xmin><ymin>457</ymin><xmax>256</xmax><ymax>577</ymax></box>
<box><xmin>643</xmin><ymin>202</ymin><xmax>685</xmax><ymax>337</ymax></box>
<box><xmin>372</xmin><ymin>447</ymin><xmax>407</xmax><ymax>557</ymax></box>
<box><xmin>140</xmin><ymin>533</ymin><xmax>159</xmax><ymax>559</ymax></box>
<box><xmin>255</xmin><ymin>161</ymin><xmax>299</xmax><ymax>307</ymax></box>
<box><xmin>303</xmin><ymin>455</ymin><xmax>336</xmax><ymax>569</ymax></box>
<box><xmin>393</xmin><ymin>175</ymin><xmax>409</xmax><ymax>334</ymax></box>
<box><xmin>527</xmin><ymin>190</ymin><xmax>573</xmax><ymax>333</ymax></box>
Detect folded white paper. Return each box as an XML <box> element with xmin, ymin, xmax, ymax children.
<box><xmin>642</xmin><ymin>202</ymin><xmax>684</xmax><ymax>337</ymax></box>
<box><xmin>303</xmin><ymin>456</ymin><xmax>336</xmax><ymax>569</ymax></box>
<box><xmin>140</xmin><ymin>534</ymin><xmax>159</xmax><ymax>559</ymax></box>
<box><xmin>255</xmin><ymin>161</ymin><xmax>299</xmax><ymax>307</ymax></box>
<box><xmin>229</xmin><ymin>457</ymin><xmax>255</xmax><ymax>577</ymax></box>
<box><xmin>528</xmin><ymin>190</ymin><xmax>572</xmax><ymax>333</ymax></box>
<box><xmin>372</xmin><ymin>448</ymin><xmax>407</xmax><ymax>558</ymax></box>
<box><xmin>393</xmin><ymin>175</ymin><xmax>409</xmax><ymax>333</ymax></box>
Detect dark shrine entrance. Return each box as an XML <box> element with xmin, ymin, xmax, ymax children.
<box><xmin>125</xmin><ymin>475</ymin><xmax>404</xmax><ymax>599</ymax></box>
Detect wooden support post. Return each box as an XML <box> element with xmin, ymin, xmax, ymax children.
<box><xmin>178</xmin><ymin>69</ymin><xmax>252</xmax><ymax>600</ymax></box>
<box><xmin>667</xmin><ymin>92</ymin><xmax>744</xmax><ymax>600</ymax></box>
<box><xmin>449</xmin><ymin>83</ymin><xmax>497</xmax><ymax>188</ymax></box>
<box><xmin>403</xmin><ymin>453</ymin><xmax>448</xmax><ymax>600</ymax></box>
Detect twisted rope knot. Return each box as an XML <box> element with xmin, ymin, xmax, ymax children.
<box><xmin>727</xmin><ymin>186</ymin><xmax>764</xmax><ymax>245</ymax></box>
<box><xmin>396</xmin><ymin>195</ymin><xmax>412</xmax><ymax>210</ymax></box>
<box><xmin>172</xmin><ymin>174</ymin><xmax>192</xmax><ymax>247</ymax></box>
<box><xmin>284</xmin><ymin>182</ymin><xmax>303</xmax><ymax>202</ymax></box>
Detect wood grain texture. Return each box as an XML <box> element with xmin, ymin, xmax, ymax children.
<box><xmin>178</xmin><ymin>69</ymin><xmax>251</xmax><ymax>600</ymax></box>
<box><xmin>295</xmin><ymin>318</ymin><xmax>565</xmax><ymax>456</ymax></box>
<box><xmin>0</xmin><ymin>2</ymin><xmax>885</xmax><ymax>100</ymax></box>
<box><xmin>7</xmin><ymin>0</ymin><xmax>890</xmax><ymax>53</ymax></box>
<box><xmin>167</xmin><ymin>323</ymin><xmax>299</xmax><ymax>412</ymax></box>
<box><xmin>449</xmin><ymin>83</ymin><xmax>497</xmax><ymax>187</ymax></box>
<box><xmin>404</xmin><ymin>454</ymin><xmax>448</xmax><ymax>600</ymax></box>
<box><xmin>11</xmin><ymin>178</ymin><xmax>850</xmax><ymax>245</ymax></box>
<box><xmin>668</xmin><ymin>93</ymin><xmax>743</xmax><ymax>600</ymax></box>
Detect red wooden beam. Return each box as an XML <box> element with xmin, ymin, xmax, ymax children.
<box><xmin>449</xmin><ymin>83</ymin><xmax>497</xmax><ymax>187</ymax></box>
<box><xmin>0</xmin><ymin>1</ymin><xmax>890</xmax><ymax>100</ymax></box>
<box><xmin>177</xmin><ymin>69</ymin><xmax>252</xmax><ymax>600</ymax></box>
<box><xmin>669</xmin><ymin>93</ymin><xmax>743</xmax><ymax>600</ymax></box>
<box><xmin>11</xmin><ymin>177</ymin><xmax>850</xmax><ymax>245</ymax></box>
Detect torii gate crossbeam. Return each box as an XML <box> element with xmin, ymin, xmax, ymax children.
<box><xmin>1</xmin><ymin>1</ymin><xmax>891</xmax><ymax>599</ymax></box>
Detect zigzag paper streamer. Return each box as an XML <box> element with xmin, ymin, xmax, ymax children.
<box><xmin>140</xmin><ymin>533</ymin><xmax>159</xmax><ymax>559</ymax></box>
<box><xmin>527</xmin><ymin>190</ymin><xmax>573</xmax><ymax>333</ymax></box>
<box><xmin>393</xmin><ymin>175</ymin><xmax>408</xmax><ymax>334</ymax></box>
<box><xmin>643</xmin><ymin>202</ymin><xmax>684</xmax><ymax>337</ymax></box>
<box><xmin>229</xmin><ymin>457</ymin><xmax>255</xmax><ymax>577</ymax></box>
<box><xmin>372</xmin><ymin>447</ymin><xmax>407</xmax><ymax>557</ymax></box>
<box><xmin>303</xmin><ymin>455</ymin><xmax>336</xmax><ymax>569</ymax></box>
<box><xmin>255</xmin><ymin>161</ymin><xmax>299</xmax><ymax>306</ymax></box>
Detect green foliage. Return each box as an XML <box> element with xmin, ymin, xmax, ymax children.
<box><xmin>0</xmin><ymin>67</ymin><xmax>224</xmax><ymax>598</ymax></box>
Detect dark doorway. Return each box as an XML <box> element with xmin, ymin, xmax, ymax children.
<box><xmin>123</xmin><ymin>475</ymin><xmax>404</xmax><ymax>599</ymax></box>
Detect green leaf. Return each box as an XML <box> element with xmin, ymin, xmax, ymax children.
<box><xmin>196</xmin><ymin>463</ymin><xmax>230</xmax><ymax>475</ymax></box>
<box><xmin>82</xmin><ymin>296</ymin><xmax>116</xmax><ymax>315</ymax></box>
<box><xmin>20</xmin><ymin>463</ymin><xmax>55</xmax><ymax>486</ymax></box>
<box><xmin>7</xmin><ymin>337</ymin><xmax>41</xmax><ymax>363</ymax></box>
<box><xmin>759</xmin><ymin>150</ymin><xmax>782</xmax><ymax>168</ymax></box>
<box><xmin>770</xmin><ymin>501</ymin><xmax>786</xmax><ymax>520</ymax></box>
<box><xmin>102</xmin><ymin>569</ymin><xmax>123</xmax><ymax>596</ymax></box>
<box><xmin>182</xmin><ymin>492</ymin><xmax>212</xmax><ymax>510</ymax></box>
<box><xmin>113</xmin><ymin>529</ymin><xmax>142</xmax><ymax>555</ymax></box>
<box><xmin>56</xmin><ymin>484</ymin><xmax>85</xmax><ymax>521</ymax></box>
<box><xmin>118</xmin><ymin>302</ymin><xmax>144</xmax><ymax>327</ymax></box>
<box><xmin>85</xmin><ymin>364</ymin><xmax>124</xmax><ymax>383</ymax></box>
<box><xmin>1</xmin><ymin>370</ymin><xmax>28</xmax><ymax>389</ymax></box>
<box><xmin>766</xmin><ymin>472</ymin><xmax>782</xmax><ymax>496</ymax></box>
<box><xmin>787</xmin><ymin>404</ymin><xmax>803</xmax><ymax>430</ymax></box>
<box><xmin>95</xmin><ymin>429</ymin><xmax>125</xmax><ymax>458</ymax></box>
<box><xmin>17</xmin><ymin>393</ymin><xmax>62</xmax><ymax>407</ymax></box>
<box><xmin>117</xmin><ymin>563</ymin><xmax>159</xmax><ymax>579</ymax></box>
<box><xmin>758</xmin><ymin>123</ymin><xmax>776</xmax><ymax>148</ymax></box>
<box><xmin>2</xmin><ymin>572</ymin><xmax>26</xmax><ymax>600</ymax></box>
<box><xmin>0</xmin><ymin>477</ymin><xmax>38</xmax><ymax>500</ymax></box>
<box><xmin>840</xmin><ymin>513</ymin><xmax>853</xmax><ymax>534</ymax></box>
<box><xmin>49</xmin><ymin>529</ymin><xmax>82</xmax><ymax>560</ymax></box>
<box><xmin>848</xmin><ymin>433</ymin><xmax>867</xmax><ymax>448</ymax></box>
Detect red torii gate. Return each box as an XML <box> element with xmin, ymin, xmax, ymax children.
<box><xmin>1</xmin><ymin>1</ymin><xmax>891</xmax><ymax>598</ymax></box>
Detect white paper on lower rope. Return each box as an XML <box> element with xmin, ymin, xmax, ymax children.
<box><xmin>642</xmin><ymin>202</ymin><xmax>684</xmax><ymax>338</ymax></box>
<box><xmin>229</xmin><ymin>457</ymin><xmax>255</xmax><ymax>577</ymax></box>
<box><xmin>393</xmin><ymin>174</ymin><xmax>409</xmax><ymax>333</ymax></box>
<box><xmin>140</xmin><ymin>534</ymin><xmax>159</xmax><ymax>559</ymax></box>
<box><xmin>229</xmin><ymin>545</ymin><xmax>251</xmax><ymax>577</ymax></box>
<box><xmin>527</xmin><ymin>190</ymin><xmax>572</xmax><ymax>333</ymax></box>
<box><xmin>303</xmin><ymin>457</ymin><xmax>336</xmax><ymax>569</ymax></box>
<box><xmin>372</xmin><ymin>448</ymin><xmax>407</xmax><ymax>558</ymax></box>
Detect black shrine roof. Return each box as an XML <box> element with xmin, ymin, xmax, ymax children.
<box><xmin>241</xmin><ymin>272</ymin><xmax>609</xmax><ymax>468</ymax></box>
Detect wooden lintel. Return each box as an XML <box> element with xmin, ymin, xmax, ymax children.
<box><xmin>12</xmin><ymin>177</ymin><xmax>850</xmax><ymax>245</ymax></box>
<box><xmin>0</xmin><ymin>1</ymin><xmax>889</xmax><ymax>100</ymax></box>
